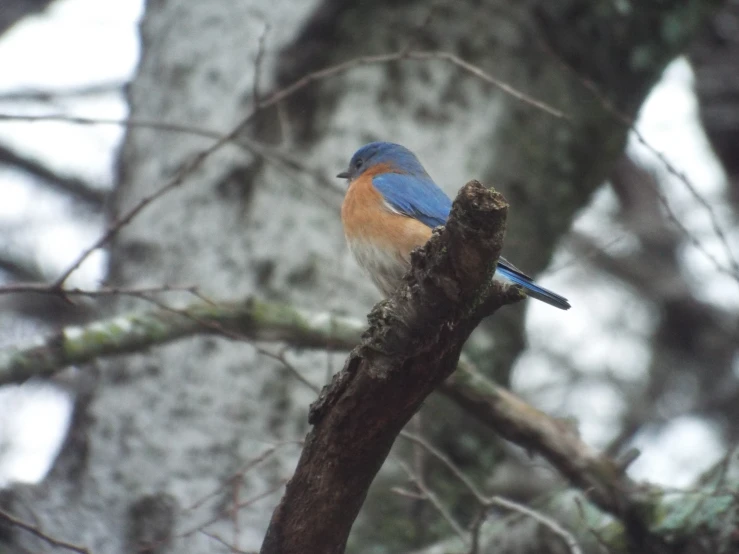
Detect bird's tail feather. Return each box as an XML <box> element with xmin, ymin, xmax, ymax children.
<box><xmin>496</xmin><ymin>265</ymin><xmax>571</xmax><ymax>310</ymax></box>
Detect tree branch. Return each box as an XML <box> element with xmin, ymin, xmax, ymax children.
<box><xmin>0</xmin><ymin>295</ymin><xmax>362</xmax><ymax>385</ymax></box>
<box><xmin>260</xmin><ymin>181</ymin><xmax>516</xmax><ymax>554</ymax></box>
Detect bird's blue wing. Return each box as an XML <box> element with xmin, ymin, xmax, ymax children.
<box><xmin>497</xmin><ymin>257</ymin><xmax>571</xmax><ymax>310</ymax></box>
<box><xmin>373</xmin><ymin>174</ymin><xmax>570</xmax><ymax>310</ymax></box>
<box><xmin>372</xmin><ymin>173</ymin><xmax>452</xmax><ymax>228</ymax></box>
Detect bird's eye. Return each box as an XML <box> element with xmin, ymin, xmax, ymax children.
<box><xmin>354</xmin><ymin>158</ymin><xmax>363</xmax><ymax>170</ymax></box>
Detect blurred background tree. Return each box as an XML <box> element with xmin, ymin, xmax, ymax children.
<box><xmin>0</xmin><ymin>0</ymin><xmax>737</xmax><ymax>552</ymax></box>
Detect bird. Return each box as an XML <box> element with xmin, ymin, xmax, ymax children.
<box><xmin>338</xmin><ymin>141</ymin><xmax>570</xmax><ymax>310</ymax></box>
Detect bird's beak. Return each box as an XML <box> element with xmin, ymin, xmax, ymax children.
<box><xmin>336</xmin><ymin>170</ymin><xmax>350</xmax><ymax>179</ymax></box>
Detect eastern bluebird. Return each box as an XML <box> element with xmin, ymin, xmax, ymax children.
<box><xmin>338</xmin><ymin>142</ymin><xmax>571</xmax><ymax>310</ymax></box>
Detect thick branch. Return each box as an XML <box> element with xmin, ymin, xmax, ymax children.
<box><xmin>442</xmin><ymin>366</ymin><xmax>641</xmax><ymax>524</ymax></box>
<box><xmin>260</xmin><ymin>181</ymin><xmax>514</xmax><ymax>554</ymax></box>
<box><xmin>0</xmin><ymin>296</ymin><xmax>362</xmax><ymax>385</ymax></box>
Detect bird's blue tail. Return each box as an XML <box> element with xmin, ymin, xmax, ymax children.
<box><xmin>496</xmin><ymin>263</ymin><xmax>570</xmax><ymax>310</ymax></box>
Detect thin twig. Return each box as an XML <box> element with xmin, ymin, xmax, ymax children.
<box><xmin>252</xmin><ymin>23</ymin><xmax>270</xmax><ymax>109</ymax></box>
<box><xmin>199</xmin><ymin>530</ymin><xmax>256</xmax><ymax>554</ymax></box>
<box><xmin>409</xmin><ymin>51</ymin><xmax>565</xmax><ymax>117</ymax></box>
<box><xmin>400</xmin><ymin>431</ymin><xmax>583</xmax><ymax>554</ymax></box>
<box><xmin>389</xmin><ymin>487</ymin><xmax>427</xmax><ymax>500</ymax></box>
<box><xmin>180</xmin><ymin>480</ymin><xmax>287</xmax><ymax>539</ymax></box>
<box><xmin>232</xmin><ymin>473</ymin><xmax>242</xmax><ymax>553</ymax></box>
<box><xmin>0</xmin><ymin>81</ymin><xmax>124</xmax><ymax>102</ymax></box>
<box><xmin>181</xmin><ymin>444</ymin><xmax>294</xmax><ymax>514</ymax></box>
<box><xmin>235</xmin><ymin>480</ymin><xmax>289</xmax><ymax>510</ymax></box>
<box><xmin>400</xmin><ymin>431</ymin><xmax>484</xmax><ymax>503</ymax></box>
<box><xmin>467</xmin><ymin>505</ymin><xmax>489</xmax><ymax>554</ymax></box>
<box><xmin>0</xmin><ymin>47</ymin><xmax>562</xmax><ymax>292</ymax></box>
<box><xmin>120</xmin><ymin>292</ymin><xmax>247</xmax><ymax>342</ymax></box>
<box><xmin>0</xmin><ymin>113</ymin><xmax>224</xmax><ymax>140</ymax></box>
<box><xmin>547</xmin><ymin>53</ymin><xmax>739</xmax><ymax>283</ymax></box>
<box><xmin>0</xmin><ymin>282</ymin><xmax>200</xmax><ymax>298</ymax></box>
<box><xmin>632</xmin><ymin>126</ymin><xmax>739</xmax><ymax>280</ymax></box>
<box><xmin>254</xmin><ymin>345</ymin><xmax>321</xmax><ymax>393</ymax></box>
<box><xmin>489</xmin><ymin>496</ymin><xmax>583</xmax><ymax>554</ymax></box>
<box><xmin>0</xmin><ymin>508</ymin><xmax>91</xmax><ymax>554</ymax></box>
<box><xmin>395</xmin><ymin>458</ymin><xmax>470</xmax><ymax>545</ymax></box>
<box><xmin>0</xmin><ymin>113</ymin><xmax>343</xmax><ymax>204</ymax></box>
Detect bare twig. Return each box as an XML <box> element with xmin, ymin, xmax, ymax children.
<box><xmin>400</xmin><ymin>431</ymin><xmax>485</xmax><ymax>503</ymax></box>
<box><xmin>235</xmin><ymin>481</ymin><xmax>289</xmax><ymax>510</ymax></box>
<box><xmin>0</xmin><ymin>46</ymin><xmax>563</xmax><ymax>291</ymax></box>
<box><xmin>400</xmin><ymin>431</ymin><xmax>583</xmax><ymax>554</ymax></box>
<box><xmin>181</xmin><ymin>444</ymin><xmax>295</xmax><ymax>515</ymax></box>
<box><xmin>0</xmin><ymin>113</ymin><xmax>225</xmax><ymax>140</ymax></box>
<box><xmin>468</xmin><ymin>505</ymin><xmax>487</xmax><ymax>554</ymax></box>
<box><xmin>489</xmin><ymin>496</ymin><xmax>583</xmax><ymax>554</ymax></box>
<box><xmin>0</xmin><ymin>47</ymin><xmax>562</xmax><ymax>293</ymax></box>
<box><xmin>389</xmin><ymin>487</ymin><xmax>427</xmax><ymax>500</ymax></box>
<box><xmin>631</xmin><ymin>127</ymin><xmax>739</xmax><ymax>281</ymax></box>
<box><xmin>395</xmin><ymin>458</ymin><xmax>469</xmax><ymax>545</ymax></box>
<box><xmin>548</xmin><ymin>54</ymin><xmax>739</xmax><ymax>283</ymax></box>
<box><xmin>411</xmin><ymin>51</ymin><xmax>564</xmax><ymax>117</ymax></box>
<box><xmin>180</xmin><ymin>480</ymin><xmax>287</xmax><ymax>539</ymax></box>
<box><xmin>199</xmin><ymin>530</ymin><xmax>255</xmax><ymax>554</ymax></box>
<box><xmin>0</xmin><ymin>282</ymin><xmax>200</xmax><ymax>298</ymax></box>
<box><xmin>0</xmin><ymin>112</ymin><xmax>343</xmax><ymax>208</ymax></box>
<box><xmin>0</xmin><ymin>81</ymin><xmax>124</xmax><ymax>102</ymax></box>
<box><xmin>254</xmin><ymin>345</ymin><xmax>321</xmax><ymax>393</ymax></box>
<box><xmin>232</xmin><ymin>474</ymin><xmax>242</xmax><ymax>553</ymax></box>
<box><xmin>0</xmin><ymin>508</ymin><xmax>90</xmax><ymax>554</ymax></box>
<box><xmin>252</xmin><ymin>24</ymin><xmax>270</xmax><ymax>109</ymax></box>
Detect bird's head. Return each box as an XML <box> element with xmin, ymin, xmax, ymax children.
<box><xmin>337</xmin><ymin>142</ymin><xmax>428</xmax><ymax>182</ymax></box>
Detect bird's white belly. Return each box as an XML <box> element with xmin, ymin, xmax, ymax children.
<box><xmin>347</xmin><ymin>238</ymin><xmax>408</xmax><ymax>297</ymax></box>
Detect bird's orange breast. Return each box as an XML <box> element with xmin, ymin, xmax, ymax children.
<box><xmin>341</xmin><ymin>172</ymin><xmax>432</xmax><ymax>256</ymax></box>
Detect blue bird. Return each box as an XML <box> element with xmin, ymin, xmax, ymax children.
<box><xmin>338</xmin><ymin>142</ymin><xmax>570</xmax><ymax>310</ymax></box>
